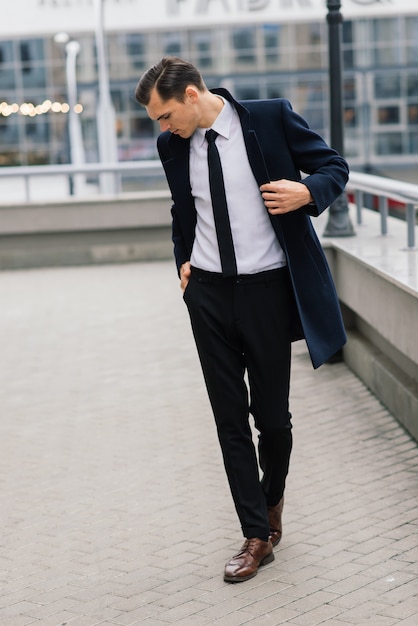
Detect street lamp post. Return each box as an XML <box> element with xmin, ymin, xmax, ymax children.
<box><xmin>323</xmin><ymin>0</ymin><xmax>355</xmax><ymax>237</ymax></box>
<box><xmin>54</xmin><ymin>32</ymin><xmax>86</xmax><ymax>196</ymax></box>
<box><xmin>65</xmin><ymin>40</ymin><xmax>86</xmax><ymax>195</ymax></box>
<box><xmin>94</xmin><ymin>0</ymin><xmax>118</xmax><ymax>194</ymax></box>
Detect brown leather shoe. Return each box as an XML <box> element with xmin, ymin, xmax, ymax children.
<box><xmin>224</xmin><ymin>538</ymin><xmax>274</xmax><ymax>583</ymax></box>
<box><xmin>268</xmin><ymin>496</ymin><xmax>284</xmax><ymax>547</ymax></box>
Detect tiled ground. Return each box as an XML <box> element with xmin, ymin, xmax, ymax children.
<box><xmin>0</xmin><ymin>260</ymin><xmax>417</xmax><ymax>625</ymax></box>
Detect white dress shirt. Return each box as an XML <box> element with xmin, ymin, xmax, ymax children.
<box><xmin>189</xmin><ymin>98</ymin><xmax>286</xmax><ymax>274</ymax></box>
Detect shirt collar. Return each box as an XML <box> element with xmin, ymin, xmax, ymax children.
<box><xmin>194</xmin><ymin>97</ymin><xmax>233</xmax><ymax>148</ymax></box>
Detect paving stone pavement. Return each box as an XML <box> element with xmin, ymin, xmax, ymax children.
<box><xmin>0</xmin><ymin>260</ymin><xmax>417</xmax><ymax>626</ymax></box>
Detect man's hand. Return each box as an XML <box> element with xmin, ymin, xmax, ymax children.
<box><xmin>180</xmin><ymin>261</ymin><xmax>191</xmax><ymax>292</ymax></box>
<box><xmin>260</xmin><ymin>179</ymin><xmax>313</xmax><ymax>215</ymax></box>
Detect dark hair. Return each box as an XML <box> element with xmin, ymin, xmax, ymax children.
<box><xmin>135</xmin><ymin>56</ymin><xmax>205</xmax><ymax>106</ymax></box>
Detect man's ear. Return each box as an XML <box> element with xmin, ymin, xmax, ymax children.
<box><xmin>185</xmin><ymin>86</ymin><xmax>200</xmax><ymax>103</ymax></box>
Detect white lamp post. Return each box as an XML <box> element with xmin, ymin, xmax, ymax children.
<box><xmin>54</xmin><ymin>33</ymin><xmax>86</xmax><ymax>196</ymax></box>
<box><xmin>94</xmin><ymin>0</ymin><xmax>118</xmax><ymax>194</ymax></box>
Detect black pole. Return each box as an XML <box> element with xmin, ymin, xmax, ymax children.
<box><xmin>323</xmin><ymin>0</ymin><xmax>355</xmax><ymax>237</ymax></box>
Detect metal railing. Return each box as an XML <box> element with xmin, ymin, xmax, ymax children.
<box><xmin>347</xmin><ymin>171</ymin><xmax>418</xmax><ymax>249</ymax></box>
<box><xmin>0</xmin><ymin>162</ymin><xmax>416</xmax><ymax>248</ymax></box>
<box><xmin>0</xmin><ymin>161</ymin><xmax>165</xmax><ymax>201</ymax></box>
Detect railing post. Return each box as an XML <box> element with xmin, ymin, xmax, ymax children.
<box><xmin>355</xmin><ymin>189</ymin><xmax>363</xmax><ymax>224</ymax></box>
<box><xmin>24</xmin><ymin>175</ymin><xmax>30</xmax><ymax>203</ymax></box>
<box><xmin>323</xmin><ymin>0</ymin><xmax>355</xmax><ymax>238</ymax></box>
<box><xmin>406</xmin><ymin>203</ymin><xmax>416</xmax><ymax>249</ymax></box>
<box><xmin>379</xmin><ymin>195</ymin><xmax>388</xmax><ymax>236</ymax></box>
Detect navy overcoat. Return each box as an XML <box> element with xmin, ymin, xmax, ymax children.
<box><xmin>157</xmin><ymin>88</ymin><xmax>349</xmax><ymax>369</ymax></box>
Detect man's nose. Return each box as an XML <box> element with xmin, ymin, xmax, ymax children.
<box><xmin>159</xmin><ymin>120</ymin><xmax>170</xmax><ymax>132</ymax></box>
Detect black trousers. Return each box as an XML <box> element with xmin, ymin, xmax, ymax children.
<box><xmin>183</xmin><ymin>265</ymin><xmax>293</xmax><ymax>540</ymax></box>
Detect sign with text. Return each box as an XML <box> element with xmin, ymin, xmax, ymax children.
<box><xmin>2</xmin><ymin>0</ymin><xmax>416</xmax><ymax>37</ymax></box>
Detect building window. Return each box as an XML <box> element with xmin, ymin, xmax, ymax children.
<box><xmin>375</xmin><ymin>132</ymin><xmax>403</xmax><ymax>155</ymax></box>
<box><xmin>377</xmin><ymin>106</ymin><xmax>400</xmax><ymax>125</ymax></box>
<box><xmin>374</xmin><ymin>75</ymin><xmax>401</xmax><ymax>99</ymax></box>
<box><xmin>372</xmin><ymin>18</ymin><xmax>402</xmax><ymax>66</ymax></box>
<box><xmin>408</xmin><ymin>131</ymin><xmax>418</xmax><ymax>153</ymax></box>
<box><xmin>110</xmin><ymin>88</ymin><xmax>126</xmax><ymax>114</ymax></box>
<box><xmin>263</xmin><ymin>24</ymin><xmax>280</xmax><ymax>64</ymax></box>
<box><xmin>0</xmin><ymin>115</ymin><xmax>19</xmax><ymax>145</ymax></box>
<box><xmin>232</xmin><ymin>27</ymin><xmax>256</xmax><ymax>65</ymax></box>
<box><xmin>162</xmin><ymin>32</ymin><xmax>182</xmax><ymax>57</ymax></box>
<box><xmin>17</xmin><ymin>39</ymin><xmax>46</xmax><ymax>89</ymax></box>
<box><xmin>267</xmin><ymin>83</ymin><xmax>285</xmax><ymax>100</ymax></box>
<box><xmin>407</xmin><ymin>74</ymin><xmax>418</xmax><ymax>98</ymax></box>
<box><xmin>20</xmin><ymin>42</ymin><xmax>32</xmax><ymax>74</ymax></box>
<box><xmin>293</xmin><ymin>23</ymin><xmax>324</xmax><ymax>70</ymax></box>
<box><xmin>295</xmin><ymin>79</ymin><xmax>327</xmax><ymax>134</ymax></box>
<box><xmin>406</xmin><ymin>16</ymin><xmax>418</xmax><ymax>64</ymax></box>
<box><xmin>126</xmin><ymin>33</ymin><xmax>146</xmax><ymax>70</ymax></box>
<box><xmin>344</xmin><ymin>107</ymin><xmax>356</xmax><ymax>128</ymax></box>
<box><xmin>344</xmin><ymin>76</ymin><xmax>356</xmax><ymax>102</ymax></box>
<box><xmin>408</xmin><ymin>104</ymin><xmax>418</xmax><ymax>125</ymax></box>
<box><xmin>191</xmin><ymin>31</ymin><xmax>213</xmax><ymax>68</ymax></box>
<box><xmin>0</xmin><ymin>41</ymin><xmax>16</xmax><ymax>89</ymax></box>
<box><xmin>234</xmin><ymin>84</ymin><xmax>260</xmax><ymax>100</ymax></box>
<box><xmin>125</xmin><ymin>117</ymin><xmax>157</xmax><ymax>160</ymax></box>
<box><xmin>25</xmin><ymin>116</ymin><xmax>49</xmax><ymax>143</ymax></box>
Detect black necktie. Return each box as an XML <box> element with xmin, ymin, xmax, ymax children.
<box><xmin>205</xmin><ymin>129</ymin><xmax>237</xmax><ymax>277</ymax></box>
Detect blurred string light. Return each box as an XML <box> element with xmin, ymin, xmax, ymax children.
<box><xmin>0</xmin><ymin>100</ymin><xmax>83</xmax><ymax>117</ymax></box>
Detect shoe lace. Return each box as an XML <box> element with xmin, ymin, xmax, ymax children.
<box><xmin>237</xmin><ymin>537</ymin><xmax>259</xmax><ymax>557</ymax></box>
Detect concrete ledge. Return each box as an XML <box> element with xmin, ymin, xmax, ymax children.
<box><xmin>0</xmin><ymin>227</ymin><xmax>173</xmax><ymax>270</ymax></box>
<box><xmin>0</xmin><ymin>192</ymin><xmax>173</xmax><ymax>270</ymax></box>
<box><xmin>329</xmin><ymin>247</ymin><xmax>418</xmax><ymax>374</ymax></box>
<box><xmin>0</xmin><ymin>191</ymin><xmax>171</xmax><ymax>234</ymax></box>
<box><xmin>344</xmin><ymin>329</ymin><xmax>418</xmax><ymax>442</ymax></box>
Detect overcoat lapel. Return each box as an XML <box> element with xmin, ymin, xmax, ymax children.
<box><xmin>243</xmin><ymin>131</ymin><xmax>271</xmax><ymax>187</ymax></box>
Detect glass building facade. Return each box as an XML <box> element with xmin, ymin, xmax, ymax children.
<box><xmin>0</xmin><ymin>14</ymin><xmax>417</xmax><ymax>174</ymax></box>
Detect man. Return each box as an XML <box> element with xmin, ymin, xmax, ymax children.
<box><xmin>135</xmin><ymin>56</ymin><xmax>349</xmax><ymax>583</ymax></box>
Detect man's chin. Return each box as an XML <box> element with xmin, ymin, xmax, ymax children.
<box><xmin>173</xmin><ymin>130</ymin><xmax>191</xmax><ymax>139</ymax></box>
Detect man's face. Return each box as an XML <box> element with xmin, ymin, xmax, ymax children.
<box><xmin>146</xmin><ymin>86</ymin><xmax>200</xmax><ymax>138</ymax></box>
